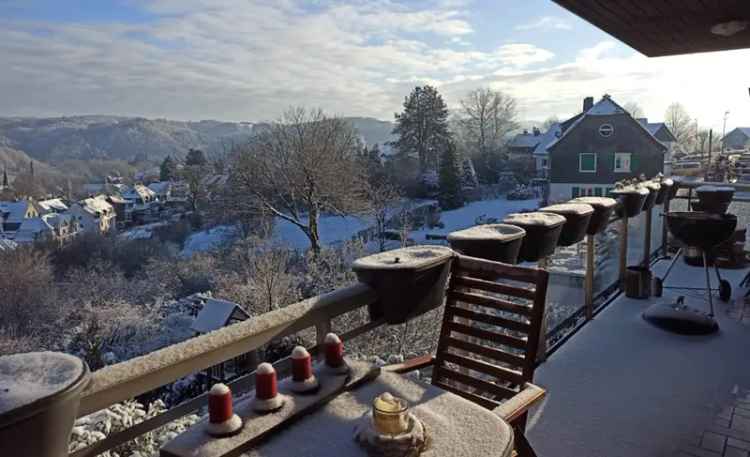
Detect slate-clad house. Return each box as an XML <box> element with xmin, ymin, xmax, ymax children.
<box><xmin>508</xmin><ymin>127</ymin><xmax>542</xmax><ymax>160</ymax></box>
<box><xmin>723</xmin><ymin>128</ymin><xmax>750</xmax><ymax>151</ymax></box>
<box><xmin>545</xmin><ymin>95</ymin><xmax>669</xmax><ymax>202</ymax></box>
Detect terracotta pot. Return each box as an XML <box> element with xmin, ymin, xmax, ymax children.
<box><xmin>502</xmin><ymin>212</ymin><xmax>566</xmax><ymax>262</ymax></box>
<box><xmin>447</xmin><ymin>224</ymin><xmax>526</xmax><ymax>265</ymax></box>
<box><xmin>353</xmin><ymin>246</ymin><xmax>454</xmax><ymax>324</ymax></box>
<box><xmin>539</xmin><ymin>203</ymin><xmax>594</xmax><ymax>246</ymax></box>
<box><xmin>571</xmin><ymin>196</ymin><xmax>618</xmax><ymax>235</ymax></box>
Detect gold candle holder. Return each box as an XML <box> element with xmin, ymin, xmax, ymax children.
<box><xmin>372</xmin><ymin>392</ymin><xmax>409</xmax><ymax>435</ymax></box>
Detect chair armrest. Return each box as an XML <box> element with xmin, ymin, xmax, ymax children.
<box><xmin>382</xmin><ymin>354</ymin><xmax>435</xmax><ymax>374</ymax></box>
<box><xmin>492</xmin><ymin>382</ymin><xmax>546</xmax><ymax>424</ymax></box>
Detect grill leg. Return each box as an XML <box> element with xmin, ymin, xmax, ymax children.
<box><xmin>703</xmin><ymin>251</ymin><xmax>714</xmax><ymax>317</ymax></box>
<box><xmin>659</xmin><ymin>248</ymin><xmax>683</xmax><ymax>284</ymax></box>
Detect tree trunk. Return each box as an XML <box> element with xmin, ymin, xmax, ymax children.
<box><xmin>307</xmin><ymin>207</ymin><xmax>321</xmax><ymax>255</ymax></box>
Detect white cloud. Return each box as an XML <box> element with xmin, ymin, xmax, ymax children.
<box><xmin>515</xmin><ymin>16</ymin><xmax>572</xmax><ymax>31</ymax></box>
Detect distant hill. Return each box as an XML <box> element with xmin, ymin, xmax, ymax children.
<box><xmin>0</xmin><ymin>116</ymin><xmax>395</xmax><ymax>166</ymax></box>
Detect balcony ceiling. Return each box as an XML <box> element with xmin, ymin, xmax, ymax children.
<box><xmin>552</xmin><ymin>0</ymin><xmax>750</xmax><ymax>57</ymax></box>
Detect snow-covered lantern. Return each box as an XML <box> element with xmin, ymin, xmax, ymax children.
<box><xmin>447</xmin><ymin>224</ymin><xmax>526</xmax><ymax>264</ymax></box>
<box><xmin>352</xmin><ymin>246</ymin><xmax>454</xmax><ymax>324</ymax></box>
<box><xmin>0</xmin><ymin>352</ymin><xmax>90</xmax><ymax>457</ymax></box>
<box><xmin>539</xmin><ymin>203</ymin><xmax>594</xmax><ymax>247</ymax></box>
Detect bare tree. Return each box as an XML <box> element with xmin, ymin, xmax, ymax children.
<box><xmin>230</xmin><ymin>107</ymin><xmax>367</xmax><ymax>254</ymax></box>
<box><xmin>363</xmin><ymin>180</ymin><xmax>402</xmax><ymax>252</ymax></box>
<box><xmin>455</xmin><ymin>88</ymin><xmax>518</xmax><ymax>183</ymax></box>
<box><xmin>542</xmin><ymin>116</ymin><xmax>560</xmax><ymax>131</ymax></box>
<box><xmin>623</xmin><ymin>102</ymin><xmax>645</xmax><ymax>119</ymax></box>
<box><xmin>665</xmin><ymin>102</ymin><xmax>694</xmax><ymax>147</ymax></box>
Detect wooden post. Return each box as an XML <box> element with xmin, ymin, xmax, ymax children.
<box><xmin>536</xmin><ymin>257</ymin><xmax>549</xmax><ymax>363</ymax></box>
<box><xmin>584</xmin><ymin>234</ymin><xmax>595</xmax><ymax>320</ymax></box>
<box><xmin>662</xmin><ymin>198</ymin><xmax>671</xmax><ymax>257</ymax></box>
<box><xmin>619</xmin><ymin>216</ymin><xmax>628</xmax><ymax>287</ymax></box>
<box><xmin>315</xmin><ymin>320</ymin><xmax>332</xmax><ymax>361</ymax></box>
<box><xmin>643</xmin><ymin>207</ymin><xmax>652</xmax><ymax>266</ymax></box>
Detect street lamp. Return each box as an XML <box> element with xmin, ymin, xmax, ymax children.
<box><xmin>721</xmin><ymin>110</ymin><xmax>730</xmax><ymax>155</ymax></box>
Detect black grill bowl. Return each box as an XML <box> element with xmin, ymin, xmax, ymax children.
<box><xmin>666</xmin><ymin>212</ymin><xmax>737</xmax><ymax>250</ymax></box>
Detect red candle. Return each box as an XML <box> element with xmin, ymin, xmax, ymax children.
<box><xmin>324</xmin><ymin>333</ymin><xmax>344</xmax><ymax>367</ymax></box>
<box><xmin>255</xmin><ymin>363</ymin><xmax>277</xmax><ymax>400</ymax></box>
<box><xmin>291</xmin><ymin>346</ymin><xmax>312</xmax><ymax>382</ymax></box>
<box><xmin>208</xmin><ymin>383</ymin><xmax>233</xmax><ymax>424</ymax></box>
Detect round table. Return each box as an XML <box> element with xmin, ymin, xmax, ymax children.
<box><xmin>243</xmin><ymin>370</ymin><xmax>514</xmax><ymax>457</ymax></box>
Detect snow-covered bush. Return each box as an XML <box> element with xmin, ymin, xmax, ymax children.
<box><xmin>69</xmin><ymin>400</ymin><xmax>200</xmax><ymax>457</ymax></box>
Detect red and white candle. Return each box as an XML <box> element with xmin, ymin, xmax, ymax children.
<box><xmin>324</xmin><ymin>333</ymin><xmax>344</xmax><ymax>368</ymax></box>
<box><xmin>291</xmin><ymin>346</ymin><xmax>313</xmax><ymax>382</ymax></box>
<box><xmin>206</xmin><ymin>383</ymin><xmax>242</xmax><ymax>436</ymax></box>
<box><xmin>255</xmin><ymin>362</ymin><xmax>278</xmax><ymax>400</ymax></box>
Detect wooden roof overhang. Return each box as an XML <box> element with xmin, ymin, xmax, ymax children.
<box><xmin>552</xmin><ymin>0</ymin><xmax>750</xmax><ymax>57</ymax></box>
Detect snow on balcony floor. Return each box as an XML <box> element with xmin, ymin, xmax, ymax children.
<box><xmin>529</xmin><ymin>258</ymin><xmax>750</xmax><ymax>457</ymax></box>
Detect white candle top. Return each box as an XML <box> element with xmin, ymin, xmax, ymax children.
<box><xmin>324</xmin><ymin>333</ymin><xmax>341</xmax><ymax>344</ymax></box>
<box><xmin>209</xmin><ymin>383</ymin><xmax>230</xmax><ymax>396</ymax></box>
<box><xmin>257</xmin><ymin>362</ymin><xmax>275</xmax><ymax>374</ymax></box>
<box><xmin>291</xmin><ymin>346</ymin><xmax>310</xmax><ymax>359</ymax></box>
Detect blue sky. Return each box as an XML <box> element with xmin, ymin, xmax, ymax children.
<box><xmin>1</xmin><ymin>0</ymin><xmax>748</xmax><ymax>130</ymax></box>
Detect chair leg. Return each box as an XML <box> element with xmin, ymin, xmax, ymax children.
<box><xmin>513</xmin><ymin>425</ymin><xmax>538</xmax><ymax>457</ymax></box>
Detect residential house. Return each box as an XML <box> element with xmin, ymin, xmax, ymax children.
<box><xmin>121</xmin><ymin>184</ymin><xmax>156</xmax><ymax>210</ymax></box>
<box><xmin>147</xmin><ymin>181</ymin><xmax>171</xmax><ymax>202</ymax></box>
<box><xmin>0</xmin><ymin>200</ymin><xmax>40</xmax><ymax>234</ymax></box>
<box><xmin>508</xmin><ymin>127</ymin><xmax>543</xmax><ymax>160</ymax></box>
<box><xmin>637</xmin><ymin>118</ymin><xmax>678</xmax><ymax>175</ymax></box>
<box><xmin>70</xmin><ymin>196</ymin><xmax>116</xmax><ymax>234</ymax></box>
<box><xmin>545</xmin><ymin>95</ymin><xmax>669</xmax><ymax>202</ymax></box>
<box><xmin>723</xmin><ymin>127</ymin><xmax>750</xmax><ymax>151</ymax></box>
<box><xmin>37</xmin><ymin>198</ymin><xmax>69</xmax><ymax>214</ymax></box>
<box><xmin>532</xmin><ymin>123</ymin><xmax>562</xmax><ymax>178</ymax></box>
<box><xmin>106</xmin><ymin>194</ymin><xmax>133</xmax><ymax>226</ymax></box>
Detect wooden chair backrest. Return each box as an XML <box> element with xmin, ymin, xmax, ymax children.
<box><xmin>431</xmin><ymin>255</ymin><xmax>549</xmax><ymax>410</ymax></box>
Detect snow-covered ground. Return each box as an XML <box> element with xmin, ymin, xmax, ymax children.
<box><xmin>181</xmin><ymin>225</ymin><xmax>239</xmax><ymax>257</ymax></box>
<box><xmin>410</xmin><ymin>197</ymin><xmax>539</xmax><ymax>243</ymax></box>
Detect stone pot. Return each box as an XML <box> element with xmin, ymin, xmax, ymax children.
<box><xmin>571</xmin><ymin>196</ymin><xmax>618</xmax><ymax>235</ymax></box>
<box><xmin>612</xmin><ymin>186</ymin><xmax>649</xmax><ymax>218</ymax></box>
<box><xmin>447</xmin><ymin>224</ymin><xmax>526</xmax><ymax>265</ymax></box>
<box><xmin>352</xmin><ymin>246</ymin><xmax>454</xmax><ymax>324</ymax></box>
<box><xmin>0</xmin><ymin>352</ymin><xmax>90</xmax><ymax>457</ymax></box>
<box><xmin>502</xmin><ymin>212</ymin><xmax>566</xmax><ymax>262</ymax></box>
<box><xmin>539</xmin><ymin>203</ymin><xmax>594</xmax><ymax>246</ymax></box>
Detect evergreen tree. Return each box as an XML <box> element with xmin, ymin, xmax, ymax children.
<box><xmin>160</xmin><ymin>156</ymin><xmax>177</xmax><ymax>181</ymax></box>
<box><xmin>391</xmin><ymin>85</ymin><xmax>451</xmax><ymax>173</ymax></box>
<box><xmin>29</xmin><ymin>160</ymin><xmax>34</xmax><ymax>177</ymax></box>
<box><xmin>185</xmin><ymin>148</ymin><xmax>207</xmax><ymax>167</ymax></box>
<box><xmin>2</xmin><ymin>166</ymin><xmax>7</xmax><ymax>188</ymax></box>
<box><xmin>438</xmin><ymin>141</ymin><xmax>464</xmax><ymax>210</ymax></box>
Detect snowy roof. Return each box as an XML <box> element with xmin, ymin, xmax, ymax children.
<box><xmin>191</xmin><ymin>298</ymin><xmax>250</xmax><ymax>334</ymax></box>
<box><xmin>122</xmin><ymin>184</ymin><xmax>156</xmax><ymax>200</ymax></box>
<box><xmin>533</xmin><ymin>123</ymin><xmax>562</xmax><ymax>156</ymax></box>
<box><xmin>548</xmin><ymin>95</ymin><xmax>667</xmax><ymax>152</ymax></box>
<box><xmin>37</xmin><ymin>198</ymin><xmax>68</xmax><ymax>213</ymax></box>
<box><xmin>78</xmin><ymin>196</ymin><xmax>114</xmax><ymax>217</ymax></box>
<box><xmin>509</xmin><ymin>132</ymin><xmax>542</xmax><ymax>149</ymax></box>
<box><xmin>730</xmin><ymin>127</ymin><xmax>750</xmax><ymax>138</ymax></box>
<box><xmin>147</xmin><ymin>182</ymin><xmax>171</xmax><ymax>194</ymax></box>
<box><xmin>42</xmin><ymin>212</ymin><xmax>74</xmax><ymax>228</ymax></box>
<box><xmin>0</xmin><ymin>201</ymin><xmax>34</xmax><ymax>223</ymax></box>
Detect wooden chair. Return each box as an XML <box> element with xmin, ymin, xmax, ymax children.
<box><xmin>385</xmin><ymin>254</ymin><xmax>549</xmax><ymax>457</ymax></box>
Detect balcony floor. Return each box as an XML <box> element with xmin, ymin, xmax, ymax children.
<box><xmin>529</xmin><ymin>257</ymin><xmax>750</xmax><ymax>457</ymax></box>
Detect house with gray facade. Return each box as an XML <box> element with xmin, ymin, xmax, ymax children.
<box><xmin>723</xmin><ymin>127</ymin><xmax>750</xmax><ymax>151</ymax></box>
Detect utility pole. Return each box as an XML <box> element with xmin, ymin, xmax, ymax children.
<box><xmin>706</xmin><ymin>130</ymin><xmax>713</xmax><ymax>181</ymax></box>
<box><xmin>721</xmin><ymin>110</ymin><xmax>729</xmax><ymax>155</ymax></box>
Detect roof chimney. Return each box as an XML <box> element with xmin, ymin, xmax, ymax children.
<box><xmin>533</xmin><ymin>127</ymin><xmax>541</xmax><ymax>136</ymax></box>
<box><xmin>583</xmin><ymin>96</ymin><xmax>594</xmax><ymax>112</ymax></box>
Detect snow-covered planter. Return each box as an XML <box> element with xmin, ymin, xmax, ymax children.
<box><xmin>539</xmin><ymin>203</ymin><xmax>594</xmax><ymax>247</ymax></box>
<box><xmin>571</xmin><ymin>197</ymin><xmax>618</xmax><ymax>235</ymax></box>
<box><xmin>641</xmin><ymin>181</ymin><xmax>661</xmax><ymax>211</ymax></box>
<box><xmin>447</xmin><ymin>224</ymin><xmax>526</xmax><ymax>265</ymax></box>
<box><xmin>0</xmin><ymin>352</ymin><xmax>90</xmax><ymax>457</ymax></box>
<box><xmin>611</xmin><ymin>186</ymin><xmax>649</xmax><ymax>218</ymax></box>
<box><xmin>352</xmin><ymin>246</ymin><xmax>454</xmax><ymax>324</ymax></box>
<box><xmin>502</xmin><ymin>212</ymin><xmax>566</xmax><ymax>262</ymax></box>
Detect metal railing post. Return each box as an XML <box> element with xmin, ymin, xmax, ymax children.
<box><xmin>619</xmin><ymin>216</ymin><xmax>629</xmax><ymax>287</ymax></box>
<box><xmin>643</xmin><ymin>207</ymin><xmax>652</xmax><ymax>266</ymax></box>
<box><xmin>584</xmin><ymin>234</ymin><xmax>595</xmax><ymax>320</ymax></box>
<box><xmin>662</xmin><ymin>199</ymin><xmax>670</xmax><ymax>257</ymax></box>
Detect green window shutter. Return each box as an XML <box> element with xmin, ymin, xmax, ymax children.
<box><xmin>631</xmin><ymin>154</ymin><xmax>640</xmax><ymax>172</ymax></box>
<box><xmin>572</xmin><ymin>187</ymin><xmax>579</xmax><ymax>198</ymax></box>
<box><xmin>580</xmin><ymin>154</ymin><xmax>596</xmax><ymax>171</ymax></box>
<box><xmin>594</xmin><ymin>187</ymin><xmax>603</xmax><ymax>196</ymax></box>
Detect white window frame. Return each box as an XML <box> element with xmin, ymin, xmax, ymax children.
<box><xmin>614</xmin><ymin>152</ymin><xmax>632</xmax><ymax>173</ymax></box>
<box><xmin>579</xmin><ymin>153</ymin><xmax>597</xmax><ymax>173</ymax></box>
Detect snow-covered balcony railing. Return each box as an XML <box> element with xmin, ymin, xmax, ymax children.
<box><xmin>69</xmin><ymin>283</ymin><xmax>381</xmax><ymax>457</ymax></box>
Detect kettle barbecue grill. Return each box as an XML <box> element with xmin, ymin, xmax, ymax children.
<box><xmin>645</xmin><ymin>211</ymin><xmax>737</xmax><ymax>334</ymax></box>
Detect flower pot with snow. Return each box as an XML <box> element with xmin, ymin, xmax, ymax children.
<box><xmin>571</xmin><ymin>196</ymin><xmax>618</xmax><ymax>235</ymax></box>
<box><xmin>654</xmin><ymin>178</ymin><xmax>671</xmax><ymax>205</ymax></box>
<box><xmin>641</xmin><ymin>181</ymin><xmax>661</xmax><ymax>211</ymax></box>
<box><xmin>612</xmin><ymin>186</ymin><xmax>649</xmax><ymax>218</ymax></box>
<box><xmin>695</xmin><ymin>185</ymin><xmax>735</xmax><ymax>214</ymax></box>
<box><xmin>0</xmin><ymin>352</ymin><xmax>90</xmax><ymax>457</ymax></box>
<box><xmin>539</xmin><ymin>203</ymin><xmax>594</xmax><ymax>246</ymax></box>
<box><xmin>352</xmin><ymin>246</ymin><xmax>455</xmax><ymax>324</ymax></box>
<box><xmin>502</xmin><ymin>212</ymin><xmax>566</xmax><ymax>262</ymax></box>
<box><xmin>663</xmin><ymin>177</ymin><xmax>679</xmax><ymax>201</ymax></box>
<box><xmin>447</xmin><ymin>224</ymin><xmax>526</xmax><ymax>264</ymax></box>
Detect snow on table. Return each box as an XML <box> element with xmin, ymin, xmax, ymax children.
<box><xmin>239</xmin><ymin>369</ymin><xmax>513</xmax><ymax>457</ymax></box>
